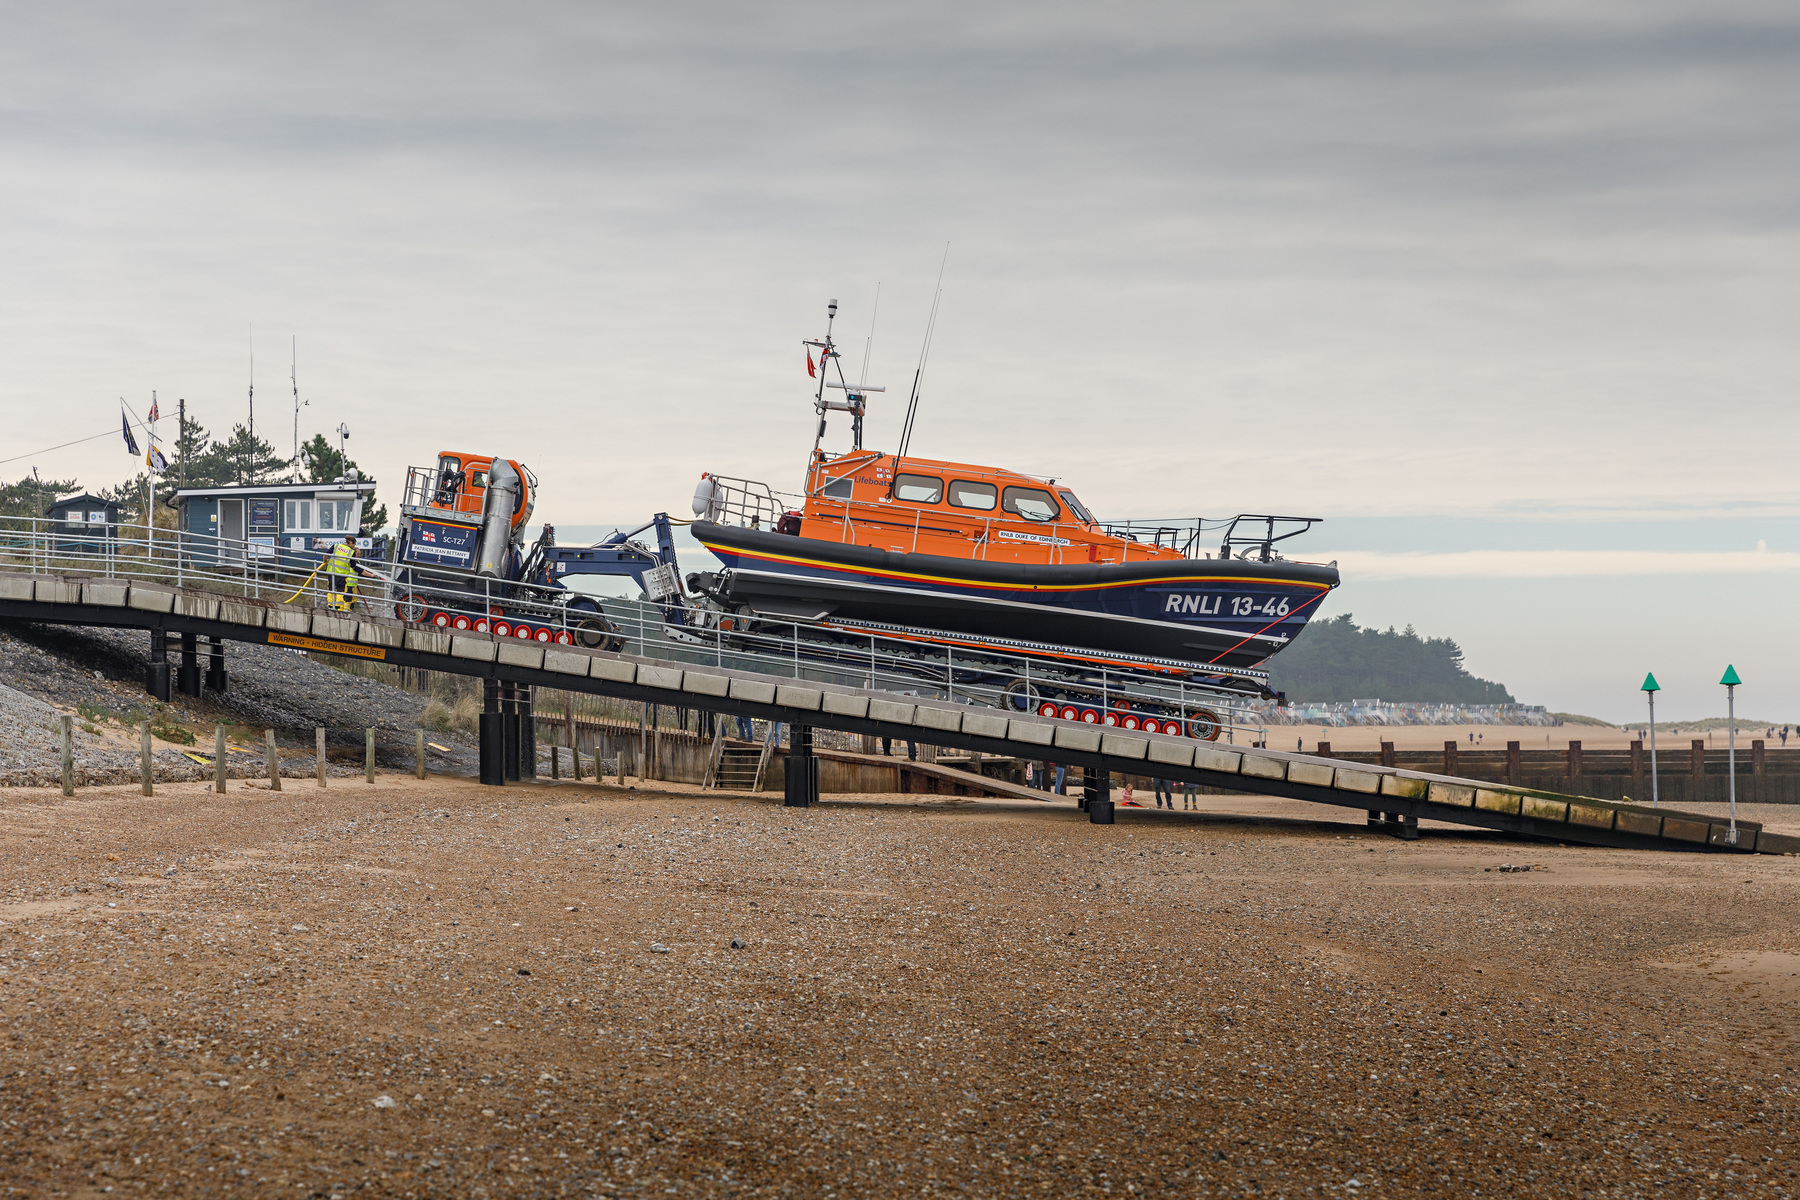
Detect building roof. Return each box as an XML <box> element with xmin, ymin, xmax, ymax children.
<box><xmin>166</xmin><ymin>479</ymin><xmax>378</xmax><ymax>501</ymax></box>
<box><xmin>46</xmin><ymin>492</ymin><xmax>119</xmax><ymax>513</ymax></box>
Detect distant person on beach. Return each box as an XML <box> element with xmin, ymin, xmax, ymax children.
<box><xmin>1155</xmin><ymin>778</ymin><xmax>1172</xmax><ymax>808</ymax></box>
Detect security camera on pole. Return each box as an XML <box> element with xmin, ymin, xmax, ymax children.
<box><xmin>1641</xmin><ymin>672</ymin><xmax>1660</xmax><ymax>806</ymax></box>
<box><xmin>1721</xmin><ymin>664</ymin><xmax>1742</xmax><ymax>846</ymax></box>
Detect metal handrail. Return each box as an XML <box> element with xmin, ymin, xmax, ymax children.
<box><xmin>0</xmin><ymin>514</ymin><xmax>1273</xmax><ymax>745</ymax></box>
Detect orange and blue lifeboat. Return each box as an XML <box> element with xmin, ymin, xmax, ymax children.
<box><xmin>692</xmin><ymin>451</ymin><xmax>1338</xmax><ymax>670</ymax></box>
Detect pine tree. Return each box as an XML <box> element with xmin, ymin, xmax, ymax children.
<box><xmin>210</xmin><ymin>424</ymin><xmax>288</xmax><ymax>486</ymax></box>
<box><xmin>299</xmin><ymin>434</ymin><xmax>347</xmax><ymax>484</ymax></box>
<box><xmin>0</xmin><ymin>474</ymin><xmax>80</xmax><ymax>518</ymax></box>
<box><xmin>171</xmin><ymin>412</ymin><xmax>224</xmax><ymax>488</ymax></box>
<box><xmin>299</xmin><ymin>434</ymin><xmax>388</xmax><ymax>533</ymax></box>
<box><xmin>1269</xmin><ymin>614</ymin><xmax>1514</xmax><ymax>704</ymax></box>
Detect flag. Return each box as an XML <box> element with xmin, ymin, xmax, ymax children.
<box><xmin>147</xmin><ymin>445</ymin><xmax>168</xmax><ymax>474</ymax></box>
<box><xmin>147</xmin><ymin>398</ymin><xmax>159</xmax><ymax>423</ymax></box>
<box><xmin>806</xmin><ymin>350</ymin><xmax>816</xmax><ymax>378</ymax></box>
<box><xmin>121</xmin><ymin>411</ymin><xmax>139</xmax><ymax>456</ymax></box>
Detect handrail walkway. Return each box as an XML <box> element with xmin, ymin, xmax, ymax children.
<box><xmin>0</xmin><ymin>571</ymin><xmax>1792</xmax><ymax>855</ymax></box>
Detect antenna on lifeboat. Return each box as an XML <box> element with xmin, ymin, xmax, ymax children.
<box><xmin>808</xmin><ymin>298</ymin><xmax>839</xmax><ymax>469</ymax></box>
<box><xmin>896</xmin><ymin>243</ymin><xmax>949</xmax><ymax>462</ymax></box>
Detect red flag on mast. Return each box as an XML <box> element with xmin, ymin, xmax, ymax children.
<box><xmin>806</xmin><ymin>349</ymin><xmax>816</xmax><ymax>378</ymax></box>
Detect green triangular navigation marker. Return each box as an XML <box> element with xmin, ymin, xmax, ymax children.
<box><xmin>1641</xmin><ymin>672</ymin><xmax>1660</xmax><ymax>693</ymax></box>
<box><xmin>1720</xmin><ymin>664</ymin><xmax>1742</xmax><ymax>687</ymax></box>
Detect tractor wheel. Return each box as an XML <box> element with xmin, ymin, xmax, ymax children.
<box><xmin>1001</xmin><ymin>678</ymin><xmax>1042</xmax><ymax>713</ymax></box>
<box><xmin>1186</xmin><ymin>709</ymin><xmax>1223</xmax><ymax>741</ymax></box>
<box><xmin>393</xmin><ymin>591</ymin><xmax>429</xmax><ymax>623</ymax></box>
<box><xmin>574</xmin><ymin>613</ymin><xmax>625</xmax><ymax>652</ymax></box>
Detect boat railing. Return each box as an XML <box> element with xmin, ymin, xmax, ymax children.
<box><xmin>1099</xmin><ymin>515</ymin><xmax>1323</xmax><ymax>561</ymax></box>
<box><xmin>1218</xmin><ymin>515</ymin><xmax>1323</xmax><ymax>563</ymax></box>
<box><xmin>695</xmin><ymin>473</ymin><xmax>801</xmax><ymax>530</ymax></box>
<box><xmin>1099</xmin><ymin>519</ymin><xmax>1214</xmax><ymax>558</ymax></box>
<box><xmin>400</xmin><ymin>464</ymin><xmax>471</xmax><ymax>519</ymax></box>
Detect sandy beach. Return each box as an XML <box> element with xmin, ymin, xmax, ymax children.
<box><xmin>1</xmin><ymin>772</ymin><xmax>1795</xmax><ymax>1197</ymax></box>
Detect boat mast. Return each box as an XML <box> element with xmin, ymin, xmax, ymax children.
<box><xmin>804</xmin><ymin>298</ymin><xmax>887</xmax><ymax>496</ymax></box>
<box><xmin>805</xmin><ymin>299</ymin><xmax>838</xmax><ymax>494</ymax></box>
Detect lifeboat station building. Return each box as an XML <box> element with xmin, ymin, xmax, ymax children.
<box><xmin>45</xmin><ymin>492</ymin><xmax>124</xmax><ymax>553</ymax></box>
<box><xmin>167</xmin><ymin>480</ymin><xmax>382</xmax><ymax>571</ymax></box>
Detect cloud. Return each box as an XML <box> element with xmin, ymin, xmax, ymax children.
<box><xmin>0</xmin><ymin>1</ymin><xmax>1796</xmax><ymax>527</ymax></box>
<box><xmin>1318</xmin><ymin>547</ymin><xmax>1800</xmax><ymax>580</ymax></box>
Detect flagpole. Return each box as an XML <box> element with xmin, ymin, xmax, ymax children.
<box><xmin>147</xmin><ymin>390</ymin><xmax>155</xmax><ymax>566</ymax></box>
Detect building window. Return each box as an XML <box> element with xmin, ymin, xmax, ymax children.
<box><xmin>947</xmin><ymin>480</ymin><xmax>997</xmax><ymax>511</ymax></box>
<box><xmin>282</xmin><ymin>499</ymin><xmax>357</xmax><ymax>531</ymax></box>
<box><xmin>893</xmin><ymin>474</ymin><xmax>944</xmax><ymax>504</ymax></box>
<box><xmin>1001</xmin><ymin>486</ymin><xmax>1061</xmax><ymax>522</ymax></box>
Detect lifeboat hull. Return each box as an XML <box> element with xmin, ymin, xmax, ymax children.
<box><xmin>692</xmin><ymin>521</ymin><xmax>1337</xmax><ymax>669</ymax></box>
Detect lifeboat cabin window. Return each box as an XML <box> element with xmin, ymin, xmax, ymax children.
<box><xmin>948</xmin><ymin>480</ymin><xmax>998</xmax><ymax>511</ymax></box>
<box><xmin>1057</xmin><ymin>490</ymin><xmax>1094</xmax><ymax>524</ymax></box>
<box><xmin>893</xmin><ymin>473</ymin><xmax>944</xmax><ymax>504</ymax></box>
<box><xmin>820</xmin><ymin>476</ymin><xmax>854</xmax><ymax>501</ymax></box>
<box><xmin>1002</xmin><ymin>485</ymin><xmax>1061</xmax><ymax>523</ymax></box>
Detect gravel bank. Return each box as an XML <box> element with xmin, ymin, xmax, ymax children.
<box><xmin>0</xmin><ymin>621</ymin><xmax>481</xmax><ymax>783</ymax></box>
<box><xmin>0</xmin><ymin>777</ymin><xmax>1793</xmax><ymax>1196</ymax></box>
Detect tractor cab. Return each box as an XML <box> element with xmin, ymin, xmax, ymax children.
<box><xmin>421</xmin><ymin>452</ymin><xmax>537</xmax><ymax>530</ymax></box>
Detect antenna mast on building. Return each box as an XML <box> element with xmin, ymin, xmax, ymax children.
<box><xmin>290</xmin><ymin>336</ymin><xmax>308</xmax><ymax>483</ymax></box>
<box><xmin>247</xmin><ymin>324</ymin><xmax>255</xmax><ymax>439</ymax></box>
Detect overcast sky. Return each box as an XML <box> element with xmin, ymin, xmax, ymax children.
<box><xmin>3</xmin><ymin>3</ymin><xmax>1796</xmax><ymax>720</ymax></box>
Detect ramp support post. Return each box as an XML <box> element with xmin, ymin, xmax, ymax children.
<box><xmin>1402</xmin><ymin>813</ymin><xmax>1419</xmax><ymax>841</ymax></box>
<box><xmin>145</xmin><ymin>628</ymin><xmax>170</xmax><ymax>702</ymax></box>
<box><xmin>205</xmin><ymin>637</ymin><xmax>226</xmax><ymax>693</ymax></box>
<box><xmin>784</xmin><ymin>724</ymin><xmax>817</xmax><ymax>807</ymax></box>
<box><xmin>177</xmin><ymin>631</ymin><xmax>201</xmax><ymax>697</ymax></box>
<box><xmin>1367</xmin><ymin>810</ymin><xmax>1381</xmax><ymax>828</ymax></box>
<box><xmin>502</xmin><ymin>683</ymin><xmax>521</xmax><ymax>782</ymax></box>
<box><xmin>1086</xmin><ymin>767</ymin><xmax>1114</xmax><ymax>824</ymax></box>
<box><xmin>521</xmin><ymin>685</ymin><xmax>536</xmax><ymax>780</ymax></box>
<box><xmin>479</xmin><ymin>677</ymin><xmax>505</xmax><ymax>786</ymax></box>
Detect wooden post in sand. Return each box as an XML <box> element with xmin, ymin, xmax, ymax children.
<box><xmin>214</xmin><ymin>725</ymin><xmax>227</xmax><ymax>793</ymax></box>
<box><xmin>1691</xmin><ymin>739</ymin><xmax>1706</xmax><ymax>801</ymax></box>
<box><xmin>415</xmin><ymin>729</ymin><xmax>426</xmax><ymax>780</ymax></box>
<box><xmin>1443</xmin><ymin>740</ymin><xmax>1458</xmax><ymax>777</ymax></box>
<box><xmin>1379</xmin><ymin>741</ymin><xmax>1396</xmax><ymax>769</ymax></box>
<box><xmin>60</xmin><ymin>715</ymin><xmax>74</xmax><ymax>796</ymax></box>
<box><xmin>267</xmin><ymin>728</ymin><xmax>282</xmax><ymax>791</ymax></box>
<box><xmin>365</xmin><ymin>728</ymin><xmax>376</xmax><ymax>783</ymax></box>
<box><xmin>316</xmin><ymin>727</ymin><xmax>327</xmax><ymax>787</ymax></box>
<box><xmin>140</xmin><ymin>719</ymin><xmax>153</xmax><ymax>796</ymax></box>
<box><xmin>1506</xmin><ymin>740</ymin><xmax>1521</xmax><ymax>786</ymax></box>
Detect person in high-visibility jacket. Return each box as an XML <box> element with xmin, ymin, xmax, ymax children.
<box><xmin>325</xmin><ymin>537</ymin><xmax>360</xmax><ymax>612</ymax></box>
